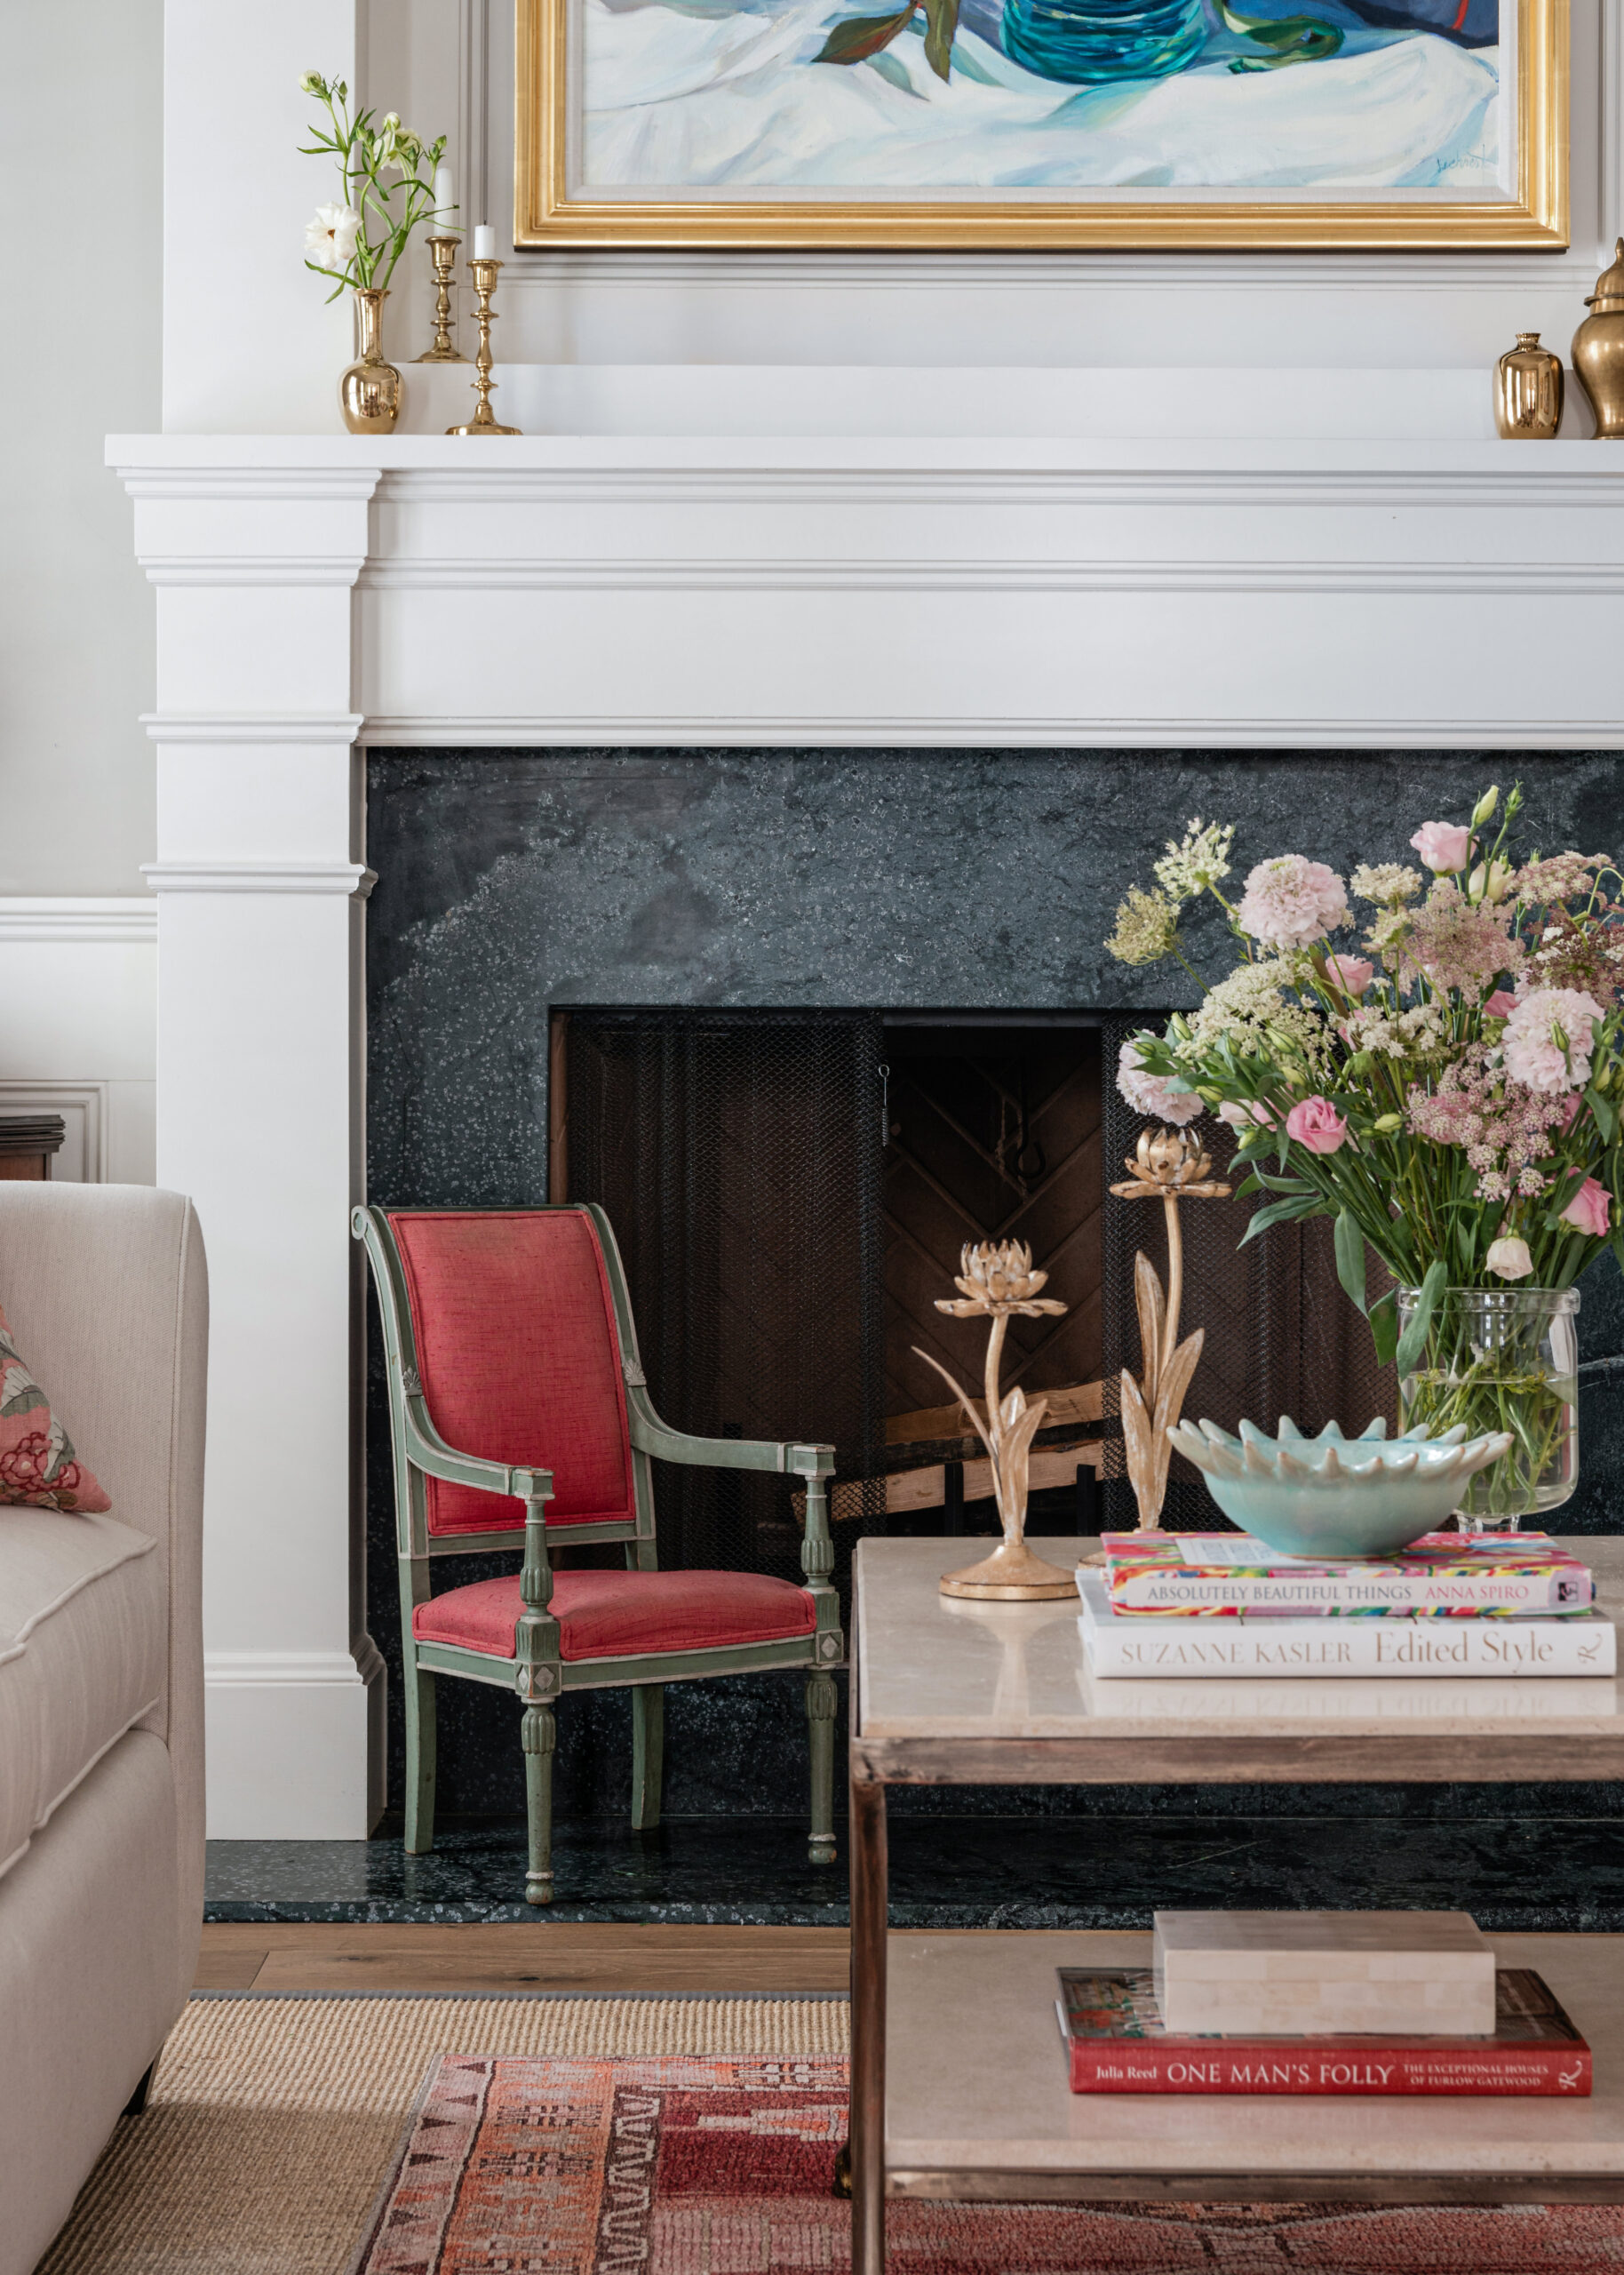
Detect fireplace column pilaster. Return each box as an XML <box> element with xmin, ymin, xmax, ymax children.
<box><xmin>130</xmin><ymin>459</ymin><xmax>384</xmax><ymax>1836</ymax></box>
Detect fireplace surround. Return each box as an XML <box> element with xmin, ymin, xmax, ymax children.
<box><xmin>109</xmin><ymin>425</ymin><xmax>1624</xmax><ymax>1837</ymax></box>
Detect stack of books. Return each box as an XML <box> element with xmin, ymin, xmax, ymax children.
<box><xmin>1057</xmin><ymin>1912</ymin><xmax>1592</xmax><ymax>2097</ymax></box>
<box><xmin>1079</xmin><ymin>1531</ymin><xmax>1615</xmax><ymax>1678</ymax></box>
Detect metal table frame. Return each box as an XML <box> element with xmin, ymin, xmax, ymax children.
<box><xmin>847</xmin><ymin>1556</ymin><xmax>1624</xmax><ymax>2274</ymax></box>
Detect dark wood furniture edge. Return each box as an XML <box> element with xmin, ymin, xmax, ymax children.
<box><xmin>886</xmin><ymin>2169</ymin><xmax>1624</xmax><ymax>2206</ymax></box>
<box><xmin>850</xmin><ymin>1734</ymin><xmax>1624</xmax><ymax>1784</ymax></box>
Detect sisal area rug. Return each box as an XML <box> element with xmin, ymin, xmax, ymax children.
<box><xmin>38</xmin><ymin>1993</ymin><xmax>1624</xmax><ymax>2275</ymax></box>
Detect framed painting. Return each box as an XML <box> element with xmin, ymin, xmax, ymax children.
<box><xmin>515</xmin><ymin>0</ymin><xmax>1566</xmax><ymax>249</ymax></box>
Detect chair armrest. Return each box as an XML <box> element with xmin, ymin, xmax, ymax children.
<box><xmin>627</xmin><ymin>1391</ymin><xmax>832</xmax><ymax>1480</ymax></box>
<box><xmin>402</xmin><ymin>1392</ymin><xmax>553</xmax><ymax>1504</ymax></box>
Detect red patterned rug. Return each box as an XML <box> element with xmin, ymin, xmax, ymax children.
<box><xmin>350</xmin><ymin>2052</ymin><xmax>1624</xmax><ymax>2274</ymax></box>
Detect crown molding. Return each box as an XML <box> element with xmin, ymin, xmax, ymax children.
<box><xmin>359</xmin><ymin>716</ymin><xmax>1624</xmax><ymax>750</ymax></box>
<box><xmin>139</xmin><ymin>555</ymin><xmax>366</xmax><ymax>587</ymax></box>
<box><xmin>0</xmin><ymin>898</ymin><xmax>158</xmax><ymax>944</ymax></box>
<box><xmin>140</xmin><ymin>714</ymin><xmax>365</xmax><ymax>745</ymax></box>
<box><xmin>141</xmin><ymin>862</ymin><xmax>377</xmax><ymax>897</ymax></box>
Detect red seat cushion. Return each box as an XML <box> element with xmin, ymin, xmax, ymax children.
<box><xmin>412</xmin><ymin>1567</ymin><xmax>817</xmax><ymax>1663</ymax></box>
<box><xmin>387</xmin><ymin>1209</ymin><xmax>634</xmax><ymax>1537</ymax></box>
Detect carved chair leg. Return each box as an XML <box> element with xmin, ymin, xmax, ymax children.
<box><xmin>522</xmin><ymin>1702</ymin><xmax>556</xmax><ymax>1904</ymax></box>
<box><xmin>403</xmin><ymin>1663</ymin><xmax>437</xmax><ymax>1856</ymax></box>
<box><xmin>806</xmin><ymin>1669</ymin><xmax>839</xmax><ymax>1867</ymax></box>
<box><xmin>631</xmin><ymin>1684</ymin><xmax>664</xmax><ymax>1831</ymax></box>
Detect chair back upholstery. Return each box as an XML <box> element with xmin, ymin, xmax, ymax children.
<box><xmin>386</xmin><ymin>1207</ymin><xmax>636</xmax><ymax>1537</ymax></box>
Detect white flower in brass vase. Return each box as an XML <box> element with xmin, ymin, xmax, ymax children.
<box><xmin>305</xmin><ymin>202</ymin><xmax>362</xmax><ymax>273</ymax></box>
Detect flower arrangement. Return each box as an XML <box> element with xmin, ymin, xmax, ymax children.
<box><xmin>299</xmin><ymin>71</ymin><xmax>449</xmax><ymax>299</ymax></box>
<box><xmin>1107</xmin><ymin>786</ymin><xmax>1623</xmax><ymax>1521</ymax></box>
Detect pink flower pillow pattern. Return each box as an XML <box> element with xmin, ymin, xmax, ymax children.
<box><xmin>0</xmin><ymin>1301</ymin><xmax>110</xmax><ymax>1512</ymax></box>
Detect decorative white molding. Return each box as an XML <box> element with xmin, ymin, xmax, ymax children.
<box><xmin>0</xmin><ymin>898</ymin><xmax>157</xmax><ymax>944</ymax></box>
<box><xmin>139</xmin><ymin>713</ymin><xmax>365</xmax><ymax>745</ymax></box>
<box><xmin>142</xmin><ymin>861</ymin><xmax>377</xmax><ymax>896</ymax></box>
<box><xmin>139</xmin><ymin>555</ymin><xmax>366</xmax><ymax>587</ymax></box>
<box><xmin>359</xmin><ymin>555</ymin><xmax>1624</xmax><ymax>598</ymax></box>
<box><xmin>115</xmin><ymin>467</ymin><xmax>381</xmax><ymax>501</ymax></box>
<box><xmin>205</xmin><ymin>1648</ymin><xmax>377</xmax><ymax>1688</ymax></box>
<box><xmin>359</xmin><ymin>715</ymin><xmax>1624</xmax><ymax>750</ymax></box>
<box><xmin>0</xmin><ymin>1082</ymin><xmax>109</xmax><ymax>1183</ymax></box>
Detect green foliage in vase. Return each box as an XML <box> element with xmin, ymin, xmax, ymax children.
<box><xmin>1108</xmin><ymin>782</ymin><xmax>1624</xmax><ymax>1383</ymax></box>
<box><xmin>298</xmin><ymin>70</ymin><xmax>450</xmax><ymax>301</ymax></box>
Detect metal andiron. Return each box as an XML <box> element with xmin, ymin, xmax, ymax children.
<box><xmin>919</xmin><ymin>1241</ymin><xmax>1078</xmax><ymax>1601</ymax></box>
<box><xmin>1111</xmin><ymin>1126</ymin><xmax>1230</xmax><ymax>1531</ymax></box>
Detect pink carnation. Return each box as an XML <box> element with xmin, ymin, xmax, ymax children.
<box><xmin>1501</xmin><ymin>987</ymin><xmax>1605</xmax><ymax>1096</ymax></box>
<box><xmin>1117</xmin><ymin>1039</ymin><xmax>1203</xmax><ymax>1127</ymax></box>
<box><xmin>1218</xmin><ymin>1098</ymin><xmax>1276</xmax><ymax>1130</ymax></box>
<box><xmin>1411</xmin><ymin>821</ymin><xmax>1472</xmax><ymax>874</ymax></box>
<box><xmin>1235</xmin><ymin>857</ymin><xmax>1350</xmax><ymax>949</ymax></box>
<box><xmin>1324</xmin><ymin>954</ymin><xmax>1373</xmax><ymax>998</ymax></box>
<box><xmin>1285</xmin><ymin>1096</ymin><xmax>1349</xmax><ymax>1155</ymax></box>
<box><xmin>1562</xmin><ymin>1175</ymin><xmax>1612</xmax><ymax>1238</ymax></box>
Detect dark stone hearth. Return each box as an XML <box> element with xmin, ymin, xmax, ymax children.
<box><xmin>363</xmin><ymin>746</ymin><xmax>1624</xmax><ymax>1915</ymax></box>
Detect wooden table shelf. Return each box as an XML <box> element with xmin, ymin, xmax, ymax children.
<box><xmin>848</xmin><ymin>1536</ymin><xmax>1624</xmax><ymax>2271</ymax></box>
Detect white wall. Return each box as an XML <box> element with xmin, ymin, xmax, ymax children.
<box><xmin>0</xmin><ymin>0</ymin><xmax>163</xmax><ymax>898</ymax></box>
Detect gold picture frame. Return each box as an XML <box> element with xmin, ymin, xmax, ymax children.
<box><xmin>516</xmin><ymin>0</ymin><xmax>1565</xmax><ymax>251</ymax></box>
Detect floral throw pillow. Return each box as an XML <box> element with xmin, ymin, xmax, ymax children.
<box><xmin>0</xmin><ymin>1301</ymin><xmax>111</xmax><ymax>1513</ymax></box>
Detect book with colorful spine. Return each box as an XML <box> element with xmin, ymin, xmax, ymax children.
<box><xmin>1100</xmin><ymin>1531</ymin><xmax>1594</xmax><ymax>1618</ymax></box>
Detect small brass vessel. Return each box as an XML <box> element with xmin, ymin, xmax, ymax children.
<box><xmin>1493</xmin><ymin>331</ymin><xmax>1563</xmax><ymax>440</ymax></box>
<box><xmin>1572</xmin><ymin>240</ymin><xmax>1624</xmax><ymax>440</ymax></box>
<box><xmin>340</xmin><ymin>288</ymin><xmax>402</xmax><ymax>436</ymax></box>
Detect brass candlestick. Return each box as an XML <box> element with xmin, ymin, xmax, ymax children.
<box><xmin>447</xmin><ymin>258</ymin><xmax>521</xmax><ymax>435</ymax></box>
<box><xmin>1110</xmin><ymin>1126</ymin><xmax>1230</xmax><ymax>1533</ymax></box>
<box><xmin>416</xmin><ymin>236</ymin><xmax>468</xmax><ymax>363</ymax></box>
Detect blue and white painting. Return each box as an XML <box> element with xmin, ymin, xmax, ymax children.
<box><xmin>580</xmin><ymin>0</ymin><xmax>1502</xmax><ymax>194</ymax></box>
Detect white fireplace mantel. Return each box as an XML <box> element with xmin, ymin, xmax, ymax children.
<box><xmin>108</xmin><ymin>400</ymin><xmax>1624</xmax><ymax>1835</ymax></box>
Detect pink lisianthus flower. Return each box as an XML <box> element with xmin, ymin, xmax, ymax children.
<box><xmin>1411</xmin><ymin>821</ymin><xmax>1472</xmax><ymax>874</ymax></box>
<box><xmin>1217</xmin><ymin>1098</ymin><xmax>1276</xmax><ymax>1130</ymax></box>
<box><xmin>1285</xmin><ymin>1096</ymin><xmax>1349</xmax><ymax>1155</ymax></box>
<box><xmin>1501</xmin><ymin>987</ymin><xmax>1606</xmax><ymax>1095</ymax></box>
<box><xmin>1483</xmin><ymin>989</ymin><xmax>1519</xmax><ymax>1020</ymax></box>
<box><xmin>1235</xmin><ymin>856</ymin><xmax>1350</xmax><ymax>949</ymax></box>
<box><xmin>1562</xmin><ymin>1176</ymin><xmax>1612</xmax><ymax>1237</ymax></box>
<box><xmin>1323</xmin><ymin>954</ymin><xmax>1374</xmax><ymax>999</ymax></box>
<box><xmin>1117</xmin><ymin>1039</ymin><xmax>1203</xmax><ymax>1127</ymax></box>
<box><xmin>1560</xmin><ymin>1092</ymin><xmax>1585</xmax><ymax>1133</ymax></box>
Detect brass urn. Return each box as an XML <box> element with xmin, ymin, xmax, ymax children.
<box><xmin>1493</xmin><ymin>332</ymin><xmax>1563</xmax><ymax>440</ymax></box>
<box><xmin>1572</xmin><ymin>241</ymin><xmax>1624</xmax><ymax>440</ymax></box>
<box><xmin>340</xmin><ymin>288</ymin><xmax>403</xmax><ymax>436</ymax></box>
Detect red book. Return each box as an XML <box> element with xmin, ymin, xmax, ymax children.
<box><xmin>1057</xmin><ymin>1968</ymin><xmax>1590</xmax><ymax>2095</ymax></box>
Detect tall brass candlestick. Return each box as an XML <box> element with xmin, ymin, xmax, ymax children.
<box><xmin>416</xmin><ymin>236</ymin><xmax>468</xmax><ymax>363</ymax></box>
<box><xmin>447</xmin><ymin>258</ymin><xmax>521</xmax><ymax>435</ymax></box>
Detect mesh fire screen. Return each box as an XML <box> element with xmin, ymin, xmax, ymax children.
<box><xmin>561</xmin><ymin>1010</ymin><xmax>888</xmax><ymax>1600</ymax></box>
<box><xmin>1100</xmin><ymin>1014</ymin><xmax>1397</xmax><ymax>1533</ymax></box>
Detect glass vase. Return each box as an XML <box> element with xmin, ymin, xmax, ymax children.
<box><xmin>1396</xmin><ymin>1286</ymin><xmax>1579</xmax><ymax>1533</ymax></box>
<box><xmin>1001</xmin><ymin>0</ymin><xmax>1206</xmax><ymax>84</ymax></box>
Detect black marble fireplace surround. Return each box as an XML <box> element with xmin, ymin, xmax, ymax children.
<box><xmin>308</xmin><ymin>746</ymin><xmax>1624</xmax><ymax>1928</ymax></box>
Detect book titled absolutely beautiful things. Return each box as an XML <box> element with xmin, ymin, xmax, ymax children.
<box><xmin>1077</xmin><ymin>1573</ymin><xmax>1617</xmax><ymax>1677</ymax></box>
<box><xmin>1056</xmin><ymin>1968</ymin><xmax>1591</xmax><ymax>2096</ymax></box>
<box><xmin>1102</xmin><ymin>1532</ymin><xmax>1594</xmax><ymax>1617</ymax></box>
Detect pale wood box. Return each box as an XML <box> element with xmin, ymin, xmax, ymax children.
<box><xmin>1152</xmin><ymin>1910</ymin><xmax>1497</xmax><ymax>2037</ymax></box>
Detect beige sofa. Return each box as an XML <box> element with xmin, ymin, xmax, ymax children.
<box><xmin>0</xmin><ymin>1185</ymin><xmax>206</xmax><ymax>2275</ymax></box>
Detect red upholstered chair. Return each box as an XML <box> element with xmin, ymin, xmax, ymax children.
<box><xmin>354</xmin><ymin>1203</ymin><xmax>841</xmax><ymax>1904</ymax></box>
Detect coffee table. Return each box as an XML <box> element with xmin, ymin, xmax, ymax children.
<box><xmin>848</xmin><ymin>1534</ymin><xmax>1624</xmax><ymax>2274</ymax></box>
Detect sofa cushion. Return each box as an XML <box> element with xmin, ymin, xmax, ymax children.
<box><xmin>0</xmin><ymin>1508</ymin><xmax>163</xmax><ymax>1880</ymax></box>
<box><xmin>413</xmin><ymin>1566</ymin><xmax>817</xmax><ymax>1662</ymax></box>
<box><xmin>0</xmin><ymin>1299</ymin><xmax>111</xmax><ymax>1513</ymax></box>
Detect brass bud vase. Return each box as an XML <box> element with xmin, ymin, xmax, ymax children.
<box><xmin>1493</xmin><ymin>331</ymin><xmax>1563</xmax><ymax>440</ymax></box>
<box><xmin>1572</xmin><ymin>240</ymin><xmax>1624</xmax><ymax>441</ymax></box>
<box><xmin>340</xmin><ymin>288</ymin><xmax>402</xmax><ymax>435</ymax></box>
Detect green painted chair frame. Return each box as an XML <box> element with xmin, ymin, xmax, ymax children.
<box><xmin>354</xmin><ymin>1201</ymin><xmax>844</xmax><ymax>1904</ymax></box>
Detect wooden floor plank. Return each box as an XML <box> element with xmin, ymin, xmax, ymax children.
<box><xmin>196</xmin><ymin>1922</ymin><xmax>851</xmax><ymax>1996</ymax></box>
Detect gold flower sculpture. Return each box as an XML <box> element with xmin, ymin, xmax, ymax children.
<box><xmin>1110</xmin><ymin>1127</ymin><xmax>1231</xmax><ymax>1532</ymax></box>
<box><xmin>915</xmin><ymin>1240</ymin><xmax>1079</xmax><ymax>1601</ymax></box>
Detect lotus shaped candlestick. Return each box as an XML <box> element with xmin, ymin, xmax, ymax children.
<box><xmin>1166</xmin><ymin>1416</ymin><xmax>1516</xmax><ymax>1560</ymax></box>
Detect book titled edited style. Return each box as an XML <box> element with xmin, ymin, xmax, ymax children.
<box><xmin>1100</xmin><ymin>1532</ymin><xmax>1595</xmax><ymax>1618</ymax></box>
<box><xmin>1078</xmin><ymin>1573</ymin><xmax>1616</xmax><ymax>1678</ymax></box>
<box><xmin>1056</xmin><ymin>1968</ymin><xmax>1591</xmax><ymax>2097</ymax></box>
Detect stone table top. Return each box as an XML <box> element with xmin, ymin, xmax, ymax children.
<box><xmin>855</xmin><ymin>1536</ymin><xmax>1624</xmax><ymax>1744</ymax></box>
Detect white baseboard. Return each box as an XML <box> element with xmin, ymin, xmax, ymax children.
<box><xmin>204</xmin><ymin>1645</ymin><xmax>386</xmax><ymax>1839</ymax></box>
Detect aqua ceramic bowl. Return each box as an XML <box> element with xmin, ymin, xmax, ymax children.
<box><xmin>1165</xmin><ymin>1417</ymin><xmax>1516</xmax><ymax>1561</ymax></box>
